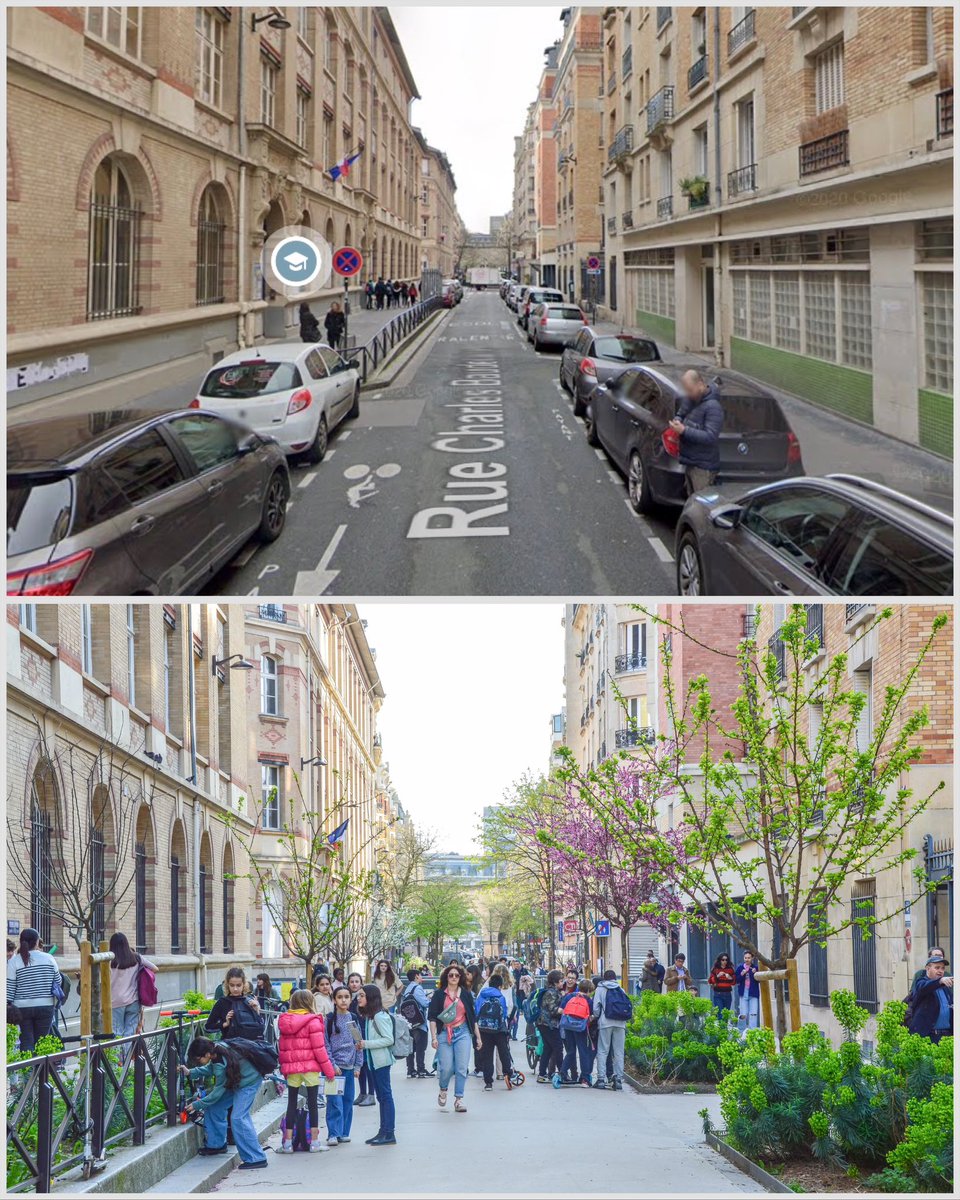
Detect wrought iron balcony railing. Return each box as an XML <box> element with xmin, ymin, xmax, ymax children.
<box><xmin>657</xmin><ymin>7</ymin><xmax>672</xmax><ymax>30</ymax></box>
<box><xmin>615</xmin><ymin>652</ymin><xmax>647</xmax><ymax>673</ymax></box>
<box><xmin>622</xmin><ymin>45</ymin><xmax>633</xmax><ymax>81</ymax></box>
<box><xmin>728</xmin><ymin>9</ymin><xmax>756</xmax><ymax>57</ymax></box>
<box><xmin>607</xmin><ymin>71</ymin><xmax>617</xmax><ymax>95</ymax></box>
<box><xmin>937</xmin><ymin>87</ymin><xmax>953</xmax><ymax>139</ymax></box>
<box><xmin>622</xmin><ymin>209</ymin><xmax>634</xmax><ymax>228</ymax></box>
<box><xmin>608</xmin><ymin>124</ymin><xmax>635</xmax><ymax>163</ymax></box>
<box><xmin>615</xmin><ymin>726</ymin><xmax>656</xmax><ymax>749</ymax></box>
<box><xmin>646</xmin><ymin>85</ymin><xmax>675</xmax><ymax>133</ymax></box>
<box><xmin>259</xmin><ymin>603</ymin><xmax>287</xmax><ymax>623</ymax></box>
<box><xmin>799</xmin><ymin>129</ymin><xmax>849</xmax><ymax>176</ymax></box>
<box><xmin>805</xmin><ymin>603</ymin><xmax>824</xmax><ymax>651</ymax></box>
<box><xmin>607</xmin><ymin>215</ymin><xmax>617</xmax><ymax>234</ymax></box>
<box><xmin>688</xmin><ymin>54</ymin><xmax>708</xmax><ymax>91</ymax></box>
<box><xmin>768</xmin><ymin>632</ymin><xmax>786</xmax><ymax>683</ymax></box>
<box><xmin>656</xmin><ymin>194</ymin><xmax>673</xmax><ymax>219</ymax></box>
<box><xmin>727</xmin><ymin>162</ymin><xmax>757</xmax><ymax>196</ymax></box>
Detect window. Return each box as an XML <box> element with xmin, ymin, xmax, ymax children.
<box><xmin>773</xmin><ymin>273</ymin><xmax>801</xmax><ymax>352</ymax></box>
<box><xmin>126</xmin><ymin>604</ymin><xmax>137</xmax><ymax>707</ymax></box>
<box><xmin>741</xmin><ymin>488</ymin><xmax>851</xmax><ymax>579</ymax></box>
<box><xmin>170</xmin><ymin>855</ymin><xmax>181</xmax><ymax>952</ymax></box>
<box><xmin>422</xmin><ymin>219</ymin><xmax>429</xmax><ymax>238</ymax></box>
<box><xmin>850</xmin><ymin>880</ymin><xmax>878</xmax><ymax>1013</ymax></box>
<box><xmin>196</xmin><ymin>9</ymin><xmax>225</xmax><ymax>108</ymax></box>
<box><xmin>199</xmin><ymin>860</ymin><xmax>210</xmax><ymax>953</ymax></box>
<box><xmin>297</xmin><ymin>6</ymin><xmax>309</xmax><ymax>41</ymax></box>
<box><xmin>100</xmin><ymin>430</ymin><xmax>185</xmax><ymax>503</ymax></box>
<box><xmin>260</xmin><ymin>55</ymin><xmax>278</xmax><ymax>126</ymax></box>
<box><xmin>88</xmin><ymin>158</ymin><xmax>141</xmax><ymax>320</ymax></box>
<box><xmin>261</xmin><ymin>764</ymin><xmax>281</xmax><ymax>829</ymax></box>
<box><xmin>840</xmin><ymin>275</ymin><xmax>872</xmax><ymax>369</ymax></box>
<box><xmin>921</xmin><ymin>273</ymin><xmax>953</xmax><ymax>393</ymax></box>
<box><xmin>196</xmin><ymin>186</ymin><xmax>225</xmax><ymax>306</ymax></box>
<box><xmin>322</xmin><ymin>112</ymin><xmax>333</xmax><ymax>167</ymax></box>
<box><xmin>324</xmin><ymin>18</ymin><xmax>336</xmax><ymax>72</ymax></box>
<box><xmin>624</xmin><ymin>621</ymin><xmax>646</xmax><ymax>663</ymax></box>
<box><xmin>19</xmin><ymin>604</ymin><xmax>38</xmax><ymax>634</ymax></box>
<box><xmin>135</xmin><ymin>841</ymin><xmax>147</xmax><ymax>953</ymax></box>
<box><xmin>732</xmin><ymin>273</ymin><xmax>748</xmax><ymax>337</ymax></box>
<box><xmin>296</xmin><ymin>87</ymin><xmax>309</xmax><ymax>148</ymax></box>
<box><xmin>168</xmin><ymin>414</ymin><xmax>239</xmax><ymax>472</ymax></box>
<box><xmin>737</xmin><ymin>96</ymin><xmax>755</xmax><ymax>166</ymax></box>
<box><xmin>749</xmin><ymin>272</ymin><xmax>771</xmax><ymax>344</ymax></box>
<box><xmin>86</xmin><ymin>6</ymin><xmax>141</xmax><ymax>57</ymax></box>
<box><xmin>261</xmin><ymin>655</ymin><xmax>279</xmax><ymax>715</ymax></box>
<box><xmin>804</xmin><ymin>274</ymin><xmax>836</xmax><ymax>360</ymax></box>
<box><xmin>163</xmin><ymin>625</ymin><xmax>172</xmax><ymax>731</ymax></box>
<box><xmin>693</xmin><ymin>124</ymin><xmax>708</xmax><ymax>175</ymax></box>
<box><xmin>31</xmin><ymin>797</ymin><xmax>53</xmax><ymax>947</ymax></box>
<box><xmin>827</xmin><ymin>517</ymin><xmax>951</xmax><ymax>597</ymax></box>
<box><xmin>814</xmin><ymin>41</ymin><xmax>844</xmax><ymax>113</ymax></box>
<box><xmin>81</xmin><ymin>605</ymin><xmax>94</xmax><ymax>675</ymax></box>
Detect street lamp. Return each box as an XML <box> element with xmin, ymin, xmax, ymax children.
<box><xmin>251</xmin><ymin>9</ymin><xmax>291</xmax><ymax>31</ymax></box>
<box><xmin>300</xmin><ymin>756</ymin><xmax>327</xmax><ymax>769</ymax></box>
<box><xmin>211</xmin><ymin>653</ymin><xmax>254</xmax><ymax>677</ymax></box>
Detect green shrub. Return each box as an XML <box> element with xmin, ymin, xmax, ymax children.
<box><xmin>865</xmin><ymin>1081</ymin><xmax>953</xmax><ymax>1194</ymax></box>
<box><xmin>625</xmin><ymin>988</ymin><xmax>740</xmax><ymax>1083</ymax></box>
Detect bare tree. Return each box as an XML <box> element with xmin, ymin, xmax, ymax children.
<box><xmin>379</xmin><ymin>822</ymin><xmax>438</xmax><ymax>913</ymax></box>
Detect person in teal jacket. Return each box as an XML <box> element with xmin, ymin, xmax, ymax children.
<box><xmin>356</xmin><ymin>984</ymin><xmax>396</xmax><ymax>1146</ymax></box>
<box><xmin>183</xmin><ymin>1037</ymin><xmax>268</xmax><ymax>1169</ymax></box>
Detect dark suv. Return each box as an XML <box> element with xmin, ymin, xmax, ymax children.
<box><xmin>8</xmin><ymin>409</ymin><xmax>290</xmax><ymax>596</ymax></box>
<box><xmin>674</xmin><ymin>474</ymin><xmax>953</xmax><ymax>596</ymax></box>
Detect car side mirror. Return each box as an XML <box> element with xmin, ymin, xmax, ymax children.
<box><xmin>710</xmin><ymin>504</ymin><xmax>743</xmax><ymax>530</ymax></box>
<box><xmin>237</xmin><ymin>432</ymin><xmax>260</xmax><ymax>456</ymax></box>
<box><xmin>347</xmin><ymin>359</ymin><xmax>360</xmax><ymax>371</ymax></box>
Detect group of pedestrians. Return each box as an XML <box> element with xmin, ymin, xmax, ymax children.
<box><xmin>364</xmin><ymin>278</ymin><xmax>418</xmax><ymax>310</ymax></box>
<box><xmin>298</xmin><ymin>301</ymin><xmax>345</xmax><ymax>350</ymax></box>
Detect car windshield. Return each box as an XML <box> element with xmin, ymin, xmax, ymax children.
<box><xmin>8</xmin><ymin>475</ymin><xmax>74</xmax><ymax>554</ymax></box>
<box><xmin>201</xmin><ymin>361</ymin><xmax>300</xmax><ymax>399</ymax></box>
<box><xmin>593</xmin><ymin>336</ymin><xmax>658</xmax><ymax>363</ymax></box>
<box><xmin>548</xmin><ymin>307</ymin><xmax>585</xmax><ymax>321</ymax></box>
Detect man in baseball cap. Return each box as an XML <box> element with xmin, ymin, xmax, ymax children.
<box><xmin>907</xmin><ymin>955</ymin><xmax>953</xmax><ymax>1042</ymax></box>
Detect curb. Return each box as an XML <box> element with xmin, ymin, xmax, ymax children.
<box><xmin>705</xmin><ymin>1131</ymin><xmax>793</xmax><ymax>1194</ymax></box>
<box><xmin>360</xmin><ymin>309</ymin><xmax>448</xmax><ymax>391</ymax></box>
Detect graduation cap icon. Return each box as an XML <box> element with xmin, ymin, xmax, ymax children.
<box><xmin>283</xmin><ymin>250</ymin><xmax>310</xmax><ymax>272</ymax></box>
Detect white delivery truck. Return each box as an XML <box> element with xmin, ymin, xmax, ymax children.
<box><xmin>466</xmin><ymin>267</ymin><xmax>501</xmax><ymax>289</ymax></box>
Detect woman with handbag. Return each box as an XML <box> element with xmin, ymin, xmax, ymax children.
<box><xmin>427</xmin><ymin>964</ymin><xmax>482</xmax><ymax>1114</ymax></box>
<box><xmin>6</xmin><ymin>927</ymin><xmax>62</xmax><ymax>1052</ymax></box>
<box><xmin>109</xmin><ymin>932</ymin><xmax>157</xmax><ymax>1036</ymax></box>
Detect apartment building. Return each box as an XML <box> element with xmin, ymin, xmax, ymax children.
<box><xmin>602</xmin><ymin>6</ymin><xmax>954</xmax><ymax>455</ymax></box>
<box><xmin>534</xmin><ymin>44</ymin><xmax>560</xmax><ymax>286</ymax></box>
<box><xmin>512</xmin><ymin>104</ymin><xmax>539</xmax><ymax>283</ymax></box>
<box><xmin>554</xmin><ymin>7</ymin><xmax>605</xmax><ymax>300</ymax></box>
<box><xmin>414</xmin><ymin>130</ymin><xmax>464</xmax><ymax>278</ymax></box>
<box><xmin>8</xmin><ymin>6</ymin><xmax>426</xmax><ymax>414</ymax></box>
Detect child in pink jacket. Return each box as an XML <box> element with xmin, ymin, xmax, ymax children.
<box><xmin>277</xmin><ymin>989</ymin><xmax>336</xmax><ymax>1152</ymax></box>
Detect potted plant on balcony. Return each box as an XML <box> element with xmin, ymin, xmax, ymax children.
<box><xmin>679</xmin><ymin>175</ymin><xmax>710</xmax><ymax>205</ymax></box>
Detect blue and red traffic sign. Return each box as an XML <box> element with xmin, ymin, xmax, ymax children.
<box><xmin>333</xmin><ymin>246</ymin><xmax>363</xmax><ymax>277</ymax></box>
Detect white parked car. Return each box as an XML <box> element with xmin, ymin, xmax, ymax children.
<box><xmin>507</xmin><ymin>283</ymin><xmax>525</xmax><ymax>311</ymax></box>
<box><xmin>193</xmin><ymin>343</ymin><xmax>360</xmax><ymax>463</ymax></box>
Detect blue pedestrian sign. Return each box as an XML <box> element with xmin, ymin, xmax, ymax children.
<box><xmin>557</xmin><ymin>920</ymin><xmax>564</xmax><ymax>943</ymax></box>
<box><xmin>333</xmin><ymin>245</ymin><xmax>363</xmax><ymax>277</ymax></box>
<box><xmin>594</xmin><ymin>919</ymin><xmax>611</xmax><ymax>938</ymax></box>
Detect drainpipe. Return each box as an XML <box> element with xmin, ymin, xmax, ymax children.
<box><xmin>237</xmin><ymin>19</ymin><xmax>249</xmax><ymax>349</ymax></box>
<box><xmin>712</xmin><ymin>7</ymin><xmax>724</xmax><ymax>366</ymax></box>
<box><xmin>186</xmin><ymin>606</ymin><xmax>201</xmax><ymax>971</ymax></box>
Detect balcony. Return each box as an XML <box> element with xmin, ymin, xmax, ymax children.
<box><xmin>804</xmin><ymin>603</ymin><xmax>824</xmax><ymax>651</ymax></box>
<box><xmin>685</xmin><ymin>182</ymin><xmax>710</xmax><ymax>210</ymax></box>
<box><xmin>727</xmin><ymin>162</ymin><xmax>757</xmax><ymax>196</ymax></box>
<box><xmin>607</xmin><ymin>215</ymin><xmax>617</xmax><ymax>234</ymax></box>
<box><xmin>937</xmin><ymin>88</ymin><xmax>953</xmax><ymax>139</ymax></box>
<box><xmin>615</xmin><ymin>651</ymin><xmax>647</xmax><ymax>673</ymax></box>
<box><xmin>768</xmin><ymin>632</ymin><xmax>786</xmax><ymax>683</ymax></box>
<box><xmin>607</xmin><ymin>71</ymin><xmax>617</xmax><ymax>96</ymax></box>
<box><xmin>657</xmin><ymin>7</ymin><xmax>672</xmax><ymax>31</ymax></box>
<box><xmin>608</xmin><ymin>124</ymin><xmax>635</xmax><ymax>163</ymax></box>
<box><xmin>742</xmin><ymin>610</ymin><xmax>757</xmax><ymax>640</ymax></box>
<box><xmin>615</xmin><ymin>727</ymin><xmax>655</xmax><ymax>749</ymax></box>
<box><xmin>799</xmin><ymin>129</ymin><xmax>849</xmax><ymax>177</ymax></box>
<box><xmin>688</xmin><ymin>54</ymin><xmax>709</xmax><ymax>91</ymax></box>
<box><xmin>728</xmin><ymin>8</ymin><xmax>756</xmax><ymax>57</ymax></box>
<box><xmin>621</xmin><ymin>45</ymin><xmax>633</xmax><ymax>81</ymax></box>
<box><xmin>656</xmin><ymin>194</ymin><xmax>673</xmax><ymax>219</ymax></box>
<box><xmin>646</xmin><ymin>85</ymin><xmax>675</xmax><ymax>134</ymax></box>
<box><xmin>622</xmin><ymin>210</ymin><xmax>634</xmax><ymax>229</ymax></box>
<box><xmin>258</xmin><ymin>603</ymin><xmax>287</xmax><ymax>623</ymax></box>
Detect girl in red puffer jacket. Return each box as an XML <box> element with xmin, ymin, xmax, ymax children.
<box><xmin>277</xmin><ymin>990</ymin><xmax>336</xmax><ymax>1152</ymax></box>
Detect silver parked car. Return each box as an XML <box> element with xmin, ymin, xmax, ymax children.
<box><xmin>527</xmin><ymin>302</ymin><xmax>588</xmax><ymax>349</ymax></box>
<box><xmin>507</xmin><ymin>283</ymin><xmax>525</xmax><ymax>312</ymax></box>
<box><xmin>559</xmin><ymin>329</ymin><xmax>661</xmax><ymax>415</ymax></box>
<box><xmin>518</xmin><ymin>287</ymin><xmax>565</xmax><ymax>330</ymax></box>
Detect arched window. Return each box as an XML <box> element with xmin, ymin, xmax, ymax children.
<box><xmin>196</xmin><ymin>185</ymin><xmax>225</xmax><ymax>306</ymax></box>
<box><xmin>89</xmin><ymin>784</ymin><xmax>116</xmax><ymax>944</ymax></box>
<box><xmin>199</xmin><ymin>832</ymin><xmax>214</xmax><ymax>954</ymax></box>
<box><xmin>134</xmin><ymin>805</ymin><xmax>155</xmax><ymax>954</ymax></box>
<box><xmin>170</xmin><ymin>819</ymin><xmax>187</xmax><ymax>953</ymax></box>
<box><xmin>88</xmin><ymin>156</ymin><xmax>141</xmax><ymax>320</ymax></box>
<box><xmin>222</xmin><ymin>842</ymin><xmax>235</xmax><ymax>953</ymax></box>
<box><xmin>261</xmin><ymin>654</ymin><xmax>279</xmax><ymax>715</ymax></box>
<box><xmin>30</xmin><ymin>762</ymin><xmax>58</xmax><ymax>947</ymax></box>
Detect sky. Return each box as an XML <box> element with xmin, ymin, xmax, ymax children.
<box><xmin>360</xmin><ymin>603</ymin><xmax>565</xmax><ymax>853</ymax></box>
<box><xmin>390</xmin><ymin>5</ymin><xmax>563</xmax><ymax>231</ymax></box>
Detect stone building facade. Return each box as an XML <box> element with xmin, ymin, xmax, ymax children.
<box><xmin>601</xmin><ymin>5</ymin><xmax>954</xmax><ymax>456</ymax></box>
<box><xmin>414</xmin><ymin>129</ymin><xmax>464</xmax><ymax>278</ymax></box>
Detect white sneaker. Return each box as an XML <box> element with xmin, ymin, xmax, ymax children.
<box><xmin>308</xmin><ymin>1140</ymin><xmax>329</xmax><ymax>1152</ymax></box>
<box><xmin>276</xmin><ymin>1142</ymin><xmax>293</xmax><ymax>1154</ymax></box>
<box><xmin>326</xmin><ymin>1136</ymin><xmax>339</xmax><ymax>1147</ymax></box>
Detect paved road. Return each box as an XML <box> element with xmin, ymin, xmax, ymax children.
<box><xmin>213</xmin><ymin>1056</ymin><xmax>764</xmax><ymax>1194</ymax></box>
<box><xmin>209</xmin><ymin>291</ymin><xmax>676</xmax><ymax>595</ymax></box>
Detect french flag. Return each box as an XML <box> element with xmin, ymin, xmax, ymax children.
<box><xmin>328</xmin><ymin>149</ymin><xmax>361</xmax><ymax>181</ymax></box>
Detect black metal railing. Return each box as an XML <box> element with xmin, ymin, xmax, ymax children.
<box><xmin>799</xmin><ymin>129</ymin><xmax>849</xmax><ymax>176</ymax></box>
<box><xmin>936</xmin><ymin>87</ymin><xmax>953</xmax><ymax>139</ymax></box>
<box><xmin>727</xmin><ymin>162</ymin><xmax>757</xmax><ymax>196</ymax></box>
<box><xmin>688</xmin><ymin>54</ymin><xmax>708</xmax><ymax>90</ymax></box>
<box><xmin>805</xmin><ymin>603</ymin><xmax>824</xmax><ymax>650</ymax></box>
<box><xmin>353</xmin><ymin>294</ymin><xmax>442</xmax><ymax>383</ymax></box>
<box><xmin>851</xmin><ymin>889</ymin><xmax>879</xmax><ymax>1013</ymax></box>
<box><xmin>657</xmin><ymin>7</ymin><xmax>672</xmax><ymax>30</ymax></box>
<box><xmin>607</xmin><ymin>215</ymin><xmax>617</xmax><ymax>234</ymax></box>
<box><xmin>622</xmin><ymin>45</ymin><xmax>633</xmax><ymax>80</ymax></box>
<box><xmin>622</xmin><ymin>210</ymin><xmax>634</xmax><ymax>228</ymax></box>
<box><xmin>608</xmin><ymin>124</ymin><xmax>635</xmax><ymax>162</ymax></box>
<box><xmin>768</xmin><ymin>632</ymin><xmax>786</xmax><ymax>682</ymax></box>
<box><xmin>810</xmin><ymin>787</ymin><xmax>827</xmax><ymax>826</ymax></box>
<box><xmin>6</xmin><ymin>1021</ymin><xmax>207</xmax><ymax>1194</ymax></box>
<box><xmin>846</xmin><ymin>603</ymin><xmax>868</xmax><ymax>622</ymax></box>
<box><xmin>657</xmin><ymin>195</ymin><xmax>673</xmax><ymax>219</ymax></box>
<box><xmin>646</xmin><ymin>85</ymin><xmax>675</xmax><ymax>133</ymax></box>
<box><xmin>742</xmin><ymin>610</ymin><xmax>757</xmax><ymax>640</ymax></box>
<box><xmin>615</xmin><ymin>726</ymin><xmax>655</xmax><ymax>749</ymax></box>
<box><xmin>607</xmin><ymin>71</ymin><xmax>617</xmax><ymax>95</ymax></box>
<box><xmin>258</xmin><ymin>603</ymin><xmax>287</xmax><ymax>623</ymax></box>
<box><xmin>615</xmin><ymin>652</ymin><xmax>647</xmax><ymax>673</ymax></box>
<box><xmin>728</xmin><ymin>9</ymin><xmax>756</xmax><ymax>56</ymax></box>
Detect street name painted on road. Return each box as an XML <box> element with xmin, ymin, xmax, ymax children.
<box><xmin>407</xmin><ymin>355</ymin><xmax>510</xmax><ymax>539</ymax></box>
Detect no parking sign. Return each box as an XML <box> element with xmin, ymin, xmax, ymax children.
<box><xmin>333</xmin><ymin>246</ymin><xmax>363</xmax><ymax>277</ymax></box>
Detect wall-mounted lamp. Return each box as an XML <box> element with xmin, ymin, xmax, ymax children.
<box><xmin>212</xmin><ymin>654</ymin><xmax>255</xmax><ymax>677</ymax></box>
<box><xmin>251</xmin><ymin>9</ymin><xmax>291</xmax><ymax>32</ymax></box>
<box><xmin>300</xmin><ymin>756</ymin><xmax>328</xmax><ymax>769</ymax></box>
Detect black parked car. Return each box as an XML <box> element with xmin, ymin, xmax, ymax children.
<box><xmin>8</xmin><ymin>409</ymin><xmax>290</xmax><ymax>596</ymax></box>
<box><xmin>585</xmin><ymin>362</ymin><xmax>804</xmax><ymax>514</ymax></box>
<box><xmin>559</xmin><ymin>330</ymin><xmax>661</xmax><ymax>415</ymax></box>
<box><xmin>674</xmin><ymin>474</ymin><xmax>953</xmax><ymax>596</ymax></box>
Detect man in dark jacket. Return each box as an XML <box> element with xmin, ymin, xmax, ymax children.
<box><xmin>535</xmin><ymin>969</ymin><xmax>564</xmax><ymax>1083</ymax></box>
<box><xmin>374</xmin><ymin>277</ymin><xmax>386</xmax><ymax>310</ymax></box>
<box><xmin>908</xmin><ymin>957</ymin><xmax>953</xmax><ymax>1042</ymax></box>
<box><xmin>669</xmin><ymin>369</ymin><xmax>723</xmax><ymax>495</ymax></box>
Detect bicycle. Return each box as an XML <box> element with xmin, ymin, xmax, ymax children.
<box><xmin>158</xmin><ymin>1008</ymin><xmax>204</xmax><ymax>1126</ymax></box>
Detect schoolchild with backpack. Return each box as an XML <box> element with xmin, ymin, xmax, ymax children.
<box><xmin>592</xmin><ymin>969</ymin><xmax>633</xmax><ymax>1090</ymax></box>
<box><xmin>108</xmin><ymin>932</ymin><xmax>157</xmax><ymax>1036</ymax></box>
<box><xmin>558</xmin><ymin>980</ymin><xmax>594</xmax><ymax>1087</ymax></box>
<box><xmin>398</xmin><ymin>968</ymin><xmax>431</xmax><ymax>1078</ymax></box>
<box><xmin>324</xmin><ymin>986</ymin><xmax>364</xmax><ymax>1146</ymax></box>
<box><xmin>356</xmin><ymin>984</ymin><xmax>399</xmax><ymax>1145</ymax></box>
<box><xmin>534</xmin><ymin>970</ymin><xmax>564</xmax><ymax>1084</ymax></box>
<box><xmin>475</xmin><ymin>970</ymin><xmax>513</xmax><ymax>1090</ymax></box>
<box><xmin>183</xmin><ymin>1037</ymin><xmax>272</xmax><ymax>1169</ymax></box>
<box><xmin>205</xmin><ymin>967</ymin><xmax>266</xmax><ymax>1041</ymax></box>
<box><xmin>276</xmin><ymin>989</ymin><xmax>336</xmax><ymax>1153</ymax></box>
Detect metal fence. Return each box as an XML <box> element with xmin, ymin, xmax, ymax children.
<box><xmin>351</xmin><ymin>294</ymin><xmax>443</xmax><ymax>383</ymax></box>
<box><xmin>6</xmin><ymin>1019</ymin><xmax>205</xmax><ymax>1193</ymax></box>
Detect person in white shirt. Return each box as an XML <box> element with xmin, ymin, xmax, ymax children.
<box><xmin>7</xmin><ymin>928</ymin><xmax>62</xmax><ymax>1051</ymax></box>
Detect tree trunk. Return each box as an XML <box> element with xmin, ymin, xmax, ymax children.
<box><xmin>547</xmin><ymin>891</ymin><xmax>556</xmax><ymax>970</ymax></box>
<box><xmin>620</xmin><ymin>927</ymin><xmax>630</xmax><ymax>991</ymax></box>
<box><xmin>90</xmin><ymin>960</ymin><xmax>103</xmax><ymax>1036</ymax></box>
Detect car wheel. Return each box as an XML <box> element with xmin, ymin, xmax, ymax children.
<box><xmin>532</xmin><ymin>332</ymin><xmax>540</xmax><ymax>352</ymax></box>
<box><xmin>347</xmin><ymin>384</ymin><xmax>360</xmax><ymax>420</ymax></box>
<box><xmin>305</xmin><ymin>414</ymin><xmax>328</xmax><ymax>464</ymax></box>
<box><xmin>584</xmin><ymin>403</ymin><xmax>600</xmax><ymax>447</ymax></box>
<box><xmin>256</xmin><ymin>470</ymin><xmax>289</xmax><ymax>543</ymax></box>
<box><xmin>676</xmin><ymin>533</ymin><xmax>705</xmax><ymax>596</ymax></box>
<box><xmin>559</xmin><ymin>365</ymin><xmax>570</xmax><ymax>394</ymax></box>
<box><xmin>628</xmin><ymin>450</ymin><xmax>654</xmax><ymax>514</ymax></box>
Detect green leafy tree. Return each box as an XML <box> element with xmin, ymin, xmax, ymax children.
<box><xmin>408</xmin><ymin>879</ymin><xmax>478</xmax><ymax>966</ymax></box>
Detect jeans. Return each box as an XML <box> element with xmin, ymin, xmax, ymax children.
<box><xmin>738</xmin><ymin>993</ymin><xmax>760</xmax><ymax>1032</ymax></box>
<box><xmin>436</xmin><ymin>1023</ymin><xmax>472</xmax><ymax>1097</ymax></box>
<box><xmin>537</xmin><ymin>1026</ymin><xmax>563</xmax><ymax>1077</ymax></box>
<box><xmin>478</xmin><ymin>1030</ymin><xmax>512</xmax><ymax>1084</ymax></box>
<box><xmin>358</xmin><ymin>1060</ymin><xmax>371</xmax><ymax>1097</ymax></box>
<box><xmin>370</xmin><ymin>1064</ymin><xmax>395</xmax><ymax>1137</ymax></box>
<box><xmin>113</xmin><ymin>1002</ymin><xmax>141</xmax><ymax>1037</ymax></box>
<box><xmin>325</xmin><ymin>1071</ymin><xmax>355</xmax><ymax>1139</ymax></box>
<box><xmin>203</xmin><ymin>1083</ymin><xmax>263</xmax><ymax>1163</ymax></box>
<box><xmin>406</xmin><ymin>1027</ymin><xmax>427</xmax><ymax>1075</ymax></box>
<box><xmin>597</xmin><ymin>1024</ymin><xmax>626</xmax><ymax>1081</ymax></box>
<box><xmin>18</xmin><ymin>1007</ymin><xmax>54</xmax><ymax>1053</ymax></box>
<box><xmin>560</xmin><ymin>1029</ymin><xmax>594</xmax><ymax>1082</ymax></box>
<box><xmin>713</xmin><ymin>990</ymin><xmax>733</xmax><ymax>1014</ymax></box>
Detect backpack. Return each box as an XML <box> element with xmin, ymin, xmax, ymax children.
<box><xmin>398</xmin><ymin>985</ymin><xmax>425</xmax><ymax>1028</ymax></box>
<box><xmin>387</xmin><ymin>1012</ymin><xmax>413</xmax><ymax>1061</ymax></box>
<box><xmin>537</xmin><ymin>988</ymin><xmax>561</xmax><ymax>1027</ymax></box>
<box><xmin>559</xmin><ymin>993</ymin><xmax>591</xmax><ymax>1033</ymax></box>
<box><xmin>602</xmin><ymin>985</ymin><xmax>633</xmax><ymax>1023</ymax></box>
<box><xmin>476</xmin><ymin>996</ymin><xmax>506</xmax><ymax>1032</ymax></box>
<box><xmin>228</xmin><ymin>1037</ymin><xmax>279</xmax><ymax>1076</ymax></box>
<box><xmin>523</xmin><ymin>988</ymin><xmax>543</xmax><ymax>1025</ymax></box>
<box><xmin>137</xmin><ymin>959</ymin><xmax>159</xmax><ymax>1007</ymax></box>
<box><xmin>280</xmin><ymin>1104</ymin><xmax>311</xmax><ymax>1151</ymax></box>
<box><xmin>903</xmin><ymin>980</ymin><xmax>919</xmax><ymax>1029</ymax></box>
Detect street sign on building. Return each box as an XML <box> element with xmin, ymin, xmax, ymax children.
<box><xmin>594</xmin><ymin>919</ymin><xmax>611</xmax><ymax>937</ymax></box>
<box><xmin>563</xmin><ymin>918</ymin><xmax>579</xmax><ymax>936</ymax></box>
<box><xmin>587</xmin><ymin>255</ymin><xmax>600</xmax><ymax>270</ymax></box>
